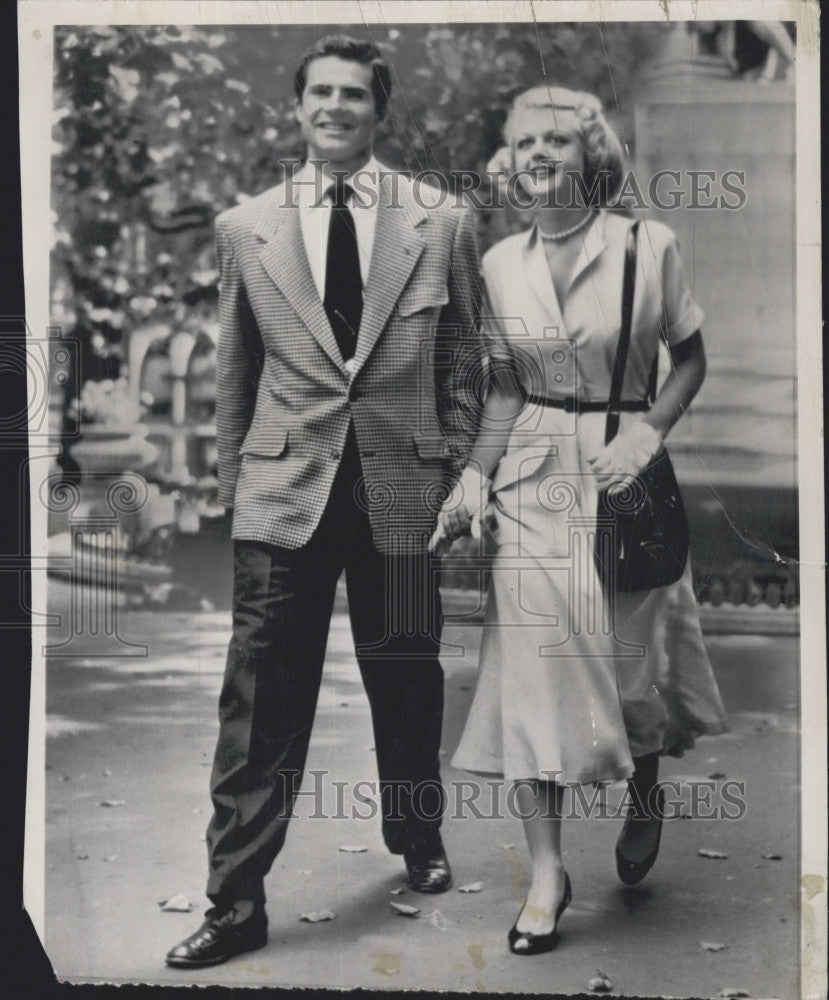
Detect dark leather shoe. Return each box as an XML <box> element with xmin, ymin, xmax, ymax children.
<box><xmin>165</xmin><ymin>905</ymin><xmax>267</xmax><ymax>968</ymax></box>
<box><xmin>404</xmin><ymin>834</ymin><xmax>453</xmax><ymax>894</ymax></box>
<box><xmin>615</xmin><ymin>783</ymin><xmax>665</xmax><ymax>885</ymax></box>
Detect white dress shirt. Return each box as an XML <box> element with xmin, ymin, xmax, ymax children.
<box><xmin>293</xmin><ymin>155</ymin><xmax>382</xmax><ymax>300</ymax></box>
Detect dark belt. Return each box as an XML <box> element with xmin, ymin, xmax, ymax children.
<box><xmin>524</xmin><ymin>393</ymin><xmax>650</xmax><ymax>415</ymax></box>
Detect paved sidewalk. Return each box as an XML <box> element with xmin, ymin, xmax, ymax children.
<box><xmin>39</xmin><ymin>579</ymin><xmax>800</xmax><ymax>996</ymax></box>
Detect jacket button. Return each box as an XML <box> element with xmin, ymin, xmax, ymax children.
<box><xmin>332</xmin><ymin>449</ymin><xmax>341</xmax><ymax>460</ymax></box>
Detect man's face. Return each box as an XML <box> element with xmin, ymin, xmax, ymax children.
<box><xmin>295</xmin><ymin>56</ymin><xmax>378</xmax><ymax>168</ymax></box>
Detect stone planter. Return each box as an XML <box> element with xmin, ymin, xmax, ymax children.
<box><xmin>67</xmin><ymin>422</ymin><xmax>159</xmax><ymax>523</ymax></box>
<box><xmin>69</xmin><ymin>422</ymin><xmax>158</xmax><ymax>476</ymax></box>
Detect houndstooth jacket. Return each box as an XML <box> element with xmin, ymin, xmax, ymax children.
<box><xmin>214</xmin><ymin>165</ymin><xmax>485</xmax><ymax>554</ymax></box>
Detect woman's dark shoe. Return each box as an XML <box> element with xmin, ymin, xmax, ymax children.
<box><xmin>165</xmin><ymin>904</ymin><xmax>268</xmax><ymax>968</ymax></box>
<box><xmin>615</xmin><ymin>783</ymin><xmax>665</xmax><ymax>885</ymax></box>
<box><xmin>404</xmin><ymin>832</ymin><xmax>453</xmax><ymax>893</ymax></box>
<box><xmin>508</xmin><ymin>872</ymin><xmax>572</xmax><ymax>956</ymax></box>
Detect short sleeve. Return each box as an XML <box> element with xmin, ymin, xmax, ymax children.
<box><xmin>661</xmin><ymin>235</ymin><xmax>705</xmax><ymax>346</ymax></box>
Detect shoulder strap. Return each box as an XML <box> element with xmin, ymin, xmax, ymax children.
<box><xmin>646</xmin><ymin>351</ymin><xmax>659</xmax><ymax>406</ymax></box>
<box><xmin>605</xmin><ymin>220</ymin><xmax>640</xmax><ymax>445</ymax></box>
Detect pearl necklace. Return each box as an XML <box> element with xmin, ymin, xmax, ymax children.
<box><xmin>538</xmin><ymin>209</ymin><xmax>597</xmax><ymax>242</ymax></box>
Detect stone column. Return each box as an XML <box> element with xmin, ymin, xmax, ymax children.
<box><xmin>42</xmin><ymin>473</ymin><xmax>149</xmax><ymax>658</ymax></box>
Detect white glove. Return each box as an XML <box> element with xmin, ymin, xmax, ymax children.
<box><xmin>588</xmin><ymin>421</ymin><xmax>663</xmax><ymax>490</ymax></box>
<box><xmin>428</xmin><ymin>465</ymin><xmax>490</xmax><ymax>555</ymax></box>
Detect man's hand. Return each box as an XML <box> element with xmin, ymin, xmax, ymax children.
<box><xmin>587</xmin><ymin>421</ymin><xmax>663</xmax><ymax>491</ymax></box>
<box><xmin>428</xmin><ymin>465</ymin><xmax>490</xmax><ymax>555</ymax></box>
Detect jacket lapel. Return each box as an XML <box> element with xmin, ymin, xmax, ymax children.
<box><xmin>254</xmin><ymin>189</ymin><xmax>346</xmax><ymax>373</ymax></box>
<box><xmin>523</xmin><ymin>227</ymin><xmax>567</xmax><ymax>334</ymax></box>
<box><xmin>521</xmin><ymin>212</ymin><xmax>608</xmax><ymax>334</ymax></box>
<box><xmin>351</xmin><ymin>173</ymin><xmax>426</xmax><ymax>374</ymax></box>
<box><xmin>567</xmin><ymin>210</ymin><xmax>607</xmax><ymax>293</ymax></box>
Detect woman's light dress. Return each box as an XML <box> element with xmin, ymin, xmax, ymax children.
<box><xmin>452</xmin><ymin>211</ymin><xmax>728</xmax><ymax>785</ymax></box>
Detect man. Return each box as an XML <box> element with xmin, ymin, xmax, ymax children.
<box><xmin>166</xmin><ymin>35</ymin><xmax>483</xmax><ymax>968</ymax></box>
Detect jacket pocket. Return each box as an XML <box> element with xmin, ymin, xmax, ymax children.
<box><xmin>239</xmin><ymin>425</ymin><xmax>288</xmax><ymax>457</ymax></box>
<box><xmin>397</xmin><ymin>283</ymin><xmax>450</xmax><ymax>318</ymax></box>
<box><xmin>413</xmin><ymin>432</ymin><xmax>452</xmax><ymax>461</ymax></box>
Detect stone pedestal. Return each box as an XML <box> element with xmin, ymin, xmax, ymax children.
<box><xmin>634</xmin><ymin>66</ymin><xmax>797</xmax><ymax>566</ymax></box>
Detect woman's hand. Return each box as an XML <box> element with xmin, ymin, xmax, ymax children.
<box><xmin>428</xmin><ymin>465</ymin><xmax>490</xmax><ymax>555</ymax></box>
<box><xmin>588</xmin><ymin>421</ymin><xmax>663</xmax><ymax>491</ymax></box>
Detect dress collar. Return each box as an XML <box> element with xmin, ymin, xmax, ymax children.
<box><xmin>524</xmin><ymin>209</ymin><xmax>608</xmax><ymax>294</ymax></box>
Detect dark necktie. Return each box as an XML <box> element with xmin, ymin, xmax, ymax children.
<box><xmin>323</xmin><ymin>179</ymin><xmax>362</xmax><ymax>362</ymax></box>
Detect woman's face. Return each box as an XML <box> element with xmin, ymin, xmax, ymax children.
<box><xmin>509</xmin><ymin>106</ymin><xmax>586</xmax><ymax>203</ymax></box>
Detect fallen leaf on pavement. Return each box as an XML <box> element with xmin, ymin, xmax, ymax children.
<box><xmin>458</xmin><ymin>882</ymin><xmax>483</xmax><ymax>893</ymax></box>
<box><xmin>296</xmin><ymin>869</ymin><xmax>313</xmax><ymax>875</ymax></box>
<box><xmin>159</xmin><ymin>894</ymin><xmax>196</xmax><ymax>913</ymax></box>
<box><xmin>719</xmin><ymin>989</ymin><xmax>750</xmax><ymax>998</ymax></box>
<box><xmin>700</xmin><ymin>941</ymin><xmax>728</xmax><ymax>952</ymax></box>
<box><xmin>103</xmin><ymin>855</ymin><xmax>119</xmax><ymax>863</ymax></box>
<box><xmin>390</xmin><ymin>902</ymin><xmax>421</xmax><ymax>917</ymax></box>
<box><xmin>76</xmin><ymin>852</ymin><xmax>89</xmax><ymax>860</ymax></box>
<box><xmin>427</xmin><ymin>909</ymin><xmax>446</xmax><ymax>930</ymax></box>
<box><xmin>99</xmin><ymin>799</ymin><xmax>125</xmax><ymax>808</ymax></box>
<box><xmin>761</xmin><ymin>852</ymin><xmax>782</xmax><ymax>860</ymax></box>
<box><xmin>390</xmin><ymin>888</ymin><xmax>407</xmax><ymax>895</ymax></box>
<box><xmin>339</xmin><ymin>845</ymin><xmax>367</xmax><ymax>853</ymax></box>
<box><xmin>500</xmin><ymin>844</ymin><xmax>515</xmax><ymax>850</ymax></box>
<box><xmin>698</xmin><ymin>848</ymin><xmax>729</xmax><ymax>859</ymax></box>
<box><xmin>587</xmin><ymin>972</ymin><xmax>613</xmax><ymax>992</ymax></box>
<box><xmin>299</xmin><ymin>909</ymin><xmax>336</xmax><ymax>923</ymax></box>
<box><xmin>102</xmin><ymin>769</ymin><xmax>112</xmax><ymax>777</ymax></box>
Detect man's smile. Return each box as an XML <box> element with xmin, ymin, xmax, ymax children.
<box><xmin>315</xmin><ymin>121</ymin><xmax>355</xmax><ymax>133</ymax></box>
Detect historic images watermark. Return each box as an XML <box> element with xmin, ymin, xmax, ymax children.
<box><xmin>276</xmin><ymin>162</ymin><xmax>749</xmax><ymax>212</ymax></box>
<box><xmin>278</xmin><ymin>772</ymin><xmax>748</xmax><ymax>823</ymax></box>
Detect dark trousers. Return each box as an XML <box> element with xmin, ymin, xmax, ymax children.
<box><xmin>205</xmin><ymin>428</ymin><xmax>446</xmax><ymax>906</ymax></box>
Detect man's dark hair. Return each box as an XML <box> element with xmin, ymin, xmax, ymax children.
<box><xmin>293</xmin><ymin>34</ymin><xmax>392</xmax><ymax>119</ymax></box>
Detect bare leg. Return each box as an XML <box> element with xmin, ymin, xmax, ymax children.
<box><xmin>748</xmin><ymin>21</ymin><xmax>795</xmax><ymax>63</ymax></box>
<box><xmin>748</xmin><ymin>22</ymin><xmax>795</xmax><ymax>83</ymax></box>
<box><xmin>514</xmin><ymin>780</ymin><xmax>568</xmax><ymax>937</ymax></box>
<box><xmin>713</xmin><ymin>22</ymin><xmax>740</xmax><ymax>74</ymax></box>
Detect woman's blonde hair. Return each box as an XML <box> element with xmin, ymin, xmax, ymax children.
<box><xmin>504</xmin><ymin>85</ymin><xmax>626</xmax><ymax>205</ymax></box>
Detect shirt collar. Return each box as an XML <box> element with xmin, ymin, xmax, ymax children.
<box><xmin>294</xmin><ymin>155</ymin><xmax>383</xmax><ymax>210</ymax></box>
<box><xmin>524</xmin><ymin>209</ymin><xmax>608</xmax><ymax>289</ymax></box>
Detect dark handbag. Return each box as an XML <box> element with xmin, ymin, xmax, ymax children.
<box><xmin>594</xmin><ymin>221</ymin><xmax>689</xmax><ymax>593</ymax></box>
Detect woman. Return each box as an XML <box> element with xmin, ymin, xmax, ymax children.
<box><xmin>431</xmin><ymin>86</ymin><xmax>727</xmax><ymax>955</ymax></box>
